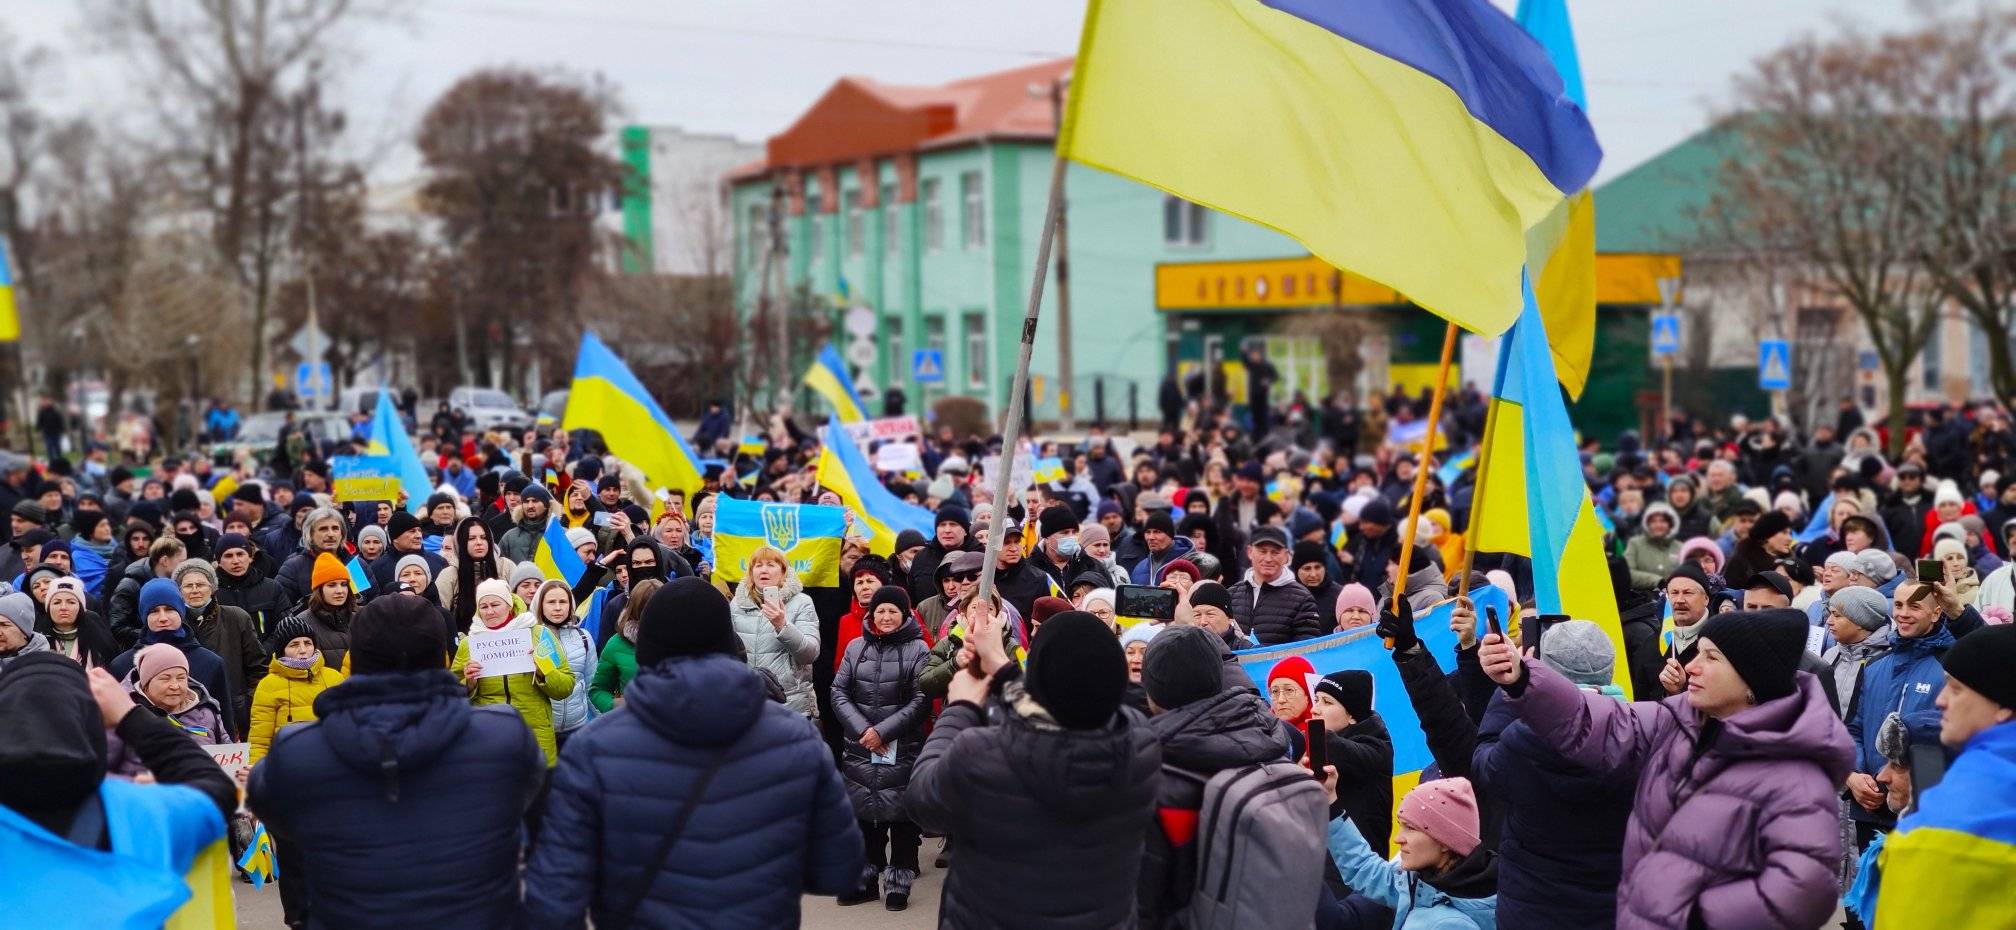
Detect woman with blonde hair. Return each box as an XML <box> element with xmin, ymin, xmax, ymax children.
<box><xmin>728</xmin><ymin>546</ymin><xmax>821</xmax><ymax>717</ymax></box>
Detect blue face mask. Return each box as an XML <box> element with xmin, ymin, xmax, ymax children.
<box><xmin>1057</xmin><ymin>536</ymin><xmax>1081</xmax><ymax>559</ymax></box>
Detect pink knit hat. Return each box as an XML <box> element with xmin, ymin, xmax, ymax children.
<box><xmin>135</xmin><ymin>643</ymin><xmax>190</xmax><ymax>689</ymax></box>
<box><xmin>1336</xmin><ymin>583</ymin><xmax>1376</xmax><ymax>623</ymax></box>
<box><xmin>1398</xmin><ymin>776</ymin><xmax>1480</xmax><ymax>856</ymax></box>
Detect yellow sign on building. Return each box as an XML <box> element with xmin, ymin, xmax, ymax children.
<box><xmin>1156</xmin><ymin>253</ymin><xmax>1680</xmax><ymax>313</ymax></box>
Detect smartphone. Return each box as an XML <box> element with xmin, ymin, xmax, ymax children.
<box><xmin>1306</xmin><ymin>717</ymin><xmax>1327</xmax><ymax>778</ymax></box>
<box><xmin>1484</xmin><ymin>606</ymin><xmax>1504</xmax><ymax>642</ymax></box>
<box><xmin>592</xmin><ymin>511</ymin><xmax>614</xmax><ymax>528</ymax></box>
<box><xmin>1916</xmin><ymin>559</ymin><xmax>1942</xmax><ymax>584</ymax></box>
<box><xmin>1115</xmin><ymin>584</ymin><xmax>1178</xmax><ymax>622</ymax></box>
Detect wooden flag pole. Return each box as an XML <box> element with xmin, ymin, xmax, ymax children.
<box><xmin>1391</xmin><ymin>322</ymin><xmax>1459</xmax><ymax>617</ymax></box>
<box><xmin>974</xmin><ymin>153</ymin><xmax>1068</xmax><ymax>607</ymax></box>
<box><xmin>1456</xmin><ymin>394</ymin><xmax>1503</xmax><ymax>600</ymax></box>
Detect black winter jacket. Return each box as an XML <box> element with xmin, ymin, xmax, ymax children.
<box><xmin>906</xmin><ymin>538</ymin><xmax>976</xmax><ymax>607</ymax></box>
<box><xmin>524</xmin><ymin>654</ymin><xmax>863</xmax><ymax>929</ymax></box>
<box><xmin>107</xmin><ymin>558</ymin><xmax>157</xmax><ymax>648</ymax></box>
<box><xmin>909</xmin><ymin>667</ymin><xmax>1162</xmax><ymax>929</ymax></box>
<box><xmin>188</xmin><ymin>600</ymin><xmax>266</xmax><ymax>735</ymax></box>
<box><xmin>249</xmin><ymin>668</ymin><xmax>544</xmax><ymax>929</ymax></box>
<box><xmin>215</xmin><ymin>565</ymin><xmax>292</xmax><ymax>642</ymax></box>
<box><xmin>832</xmin><ymin>616</ymin><xmax>931</xmax><ymax>823</ymax></box>
<box><xmin>1226</xmin><ymin>573</ymin><xmax>1324</xmax><ymax>645</ymax></box>
<box><xmin>1137</xmin><ymin>689</ymin><xmax>1291</xmax><ymax>929</ymax></box>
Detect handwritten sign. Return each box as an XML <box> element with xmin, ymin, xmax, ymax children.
<box><xmin>874</xmin><ymin>442</ymin><xmax>923</xmax><ymax>475</ymax></box>
<box><xmin>207</xmin><ymin>742</ymin><xmax>251</xmax><ymax>773</ymax></box>
<box><xmin>466</xmin><ymin>626</ymin><xmax>535</xmax><ymax>677</ymax></box>
<box><xmin>332</xmin><ymin>454</ymin><xmax>402</xmax><ymax>503</ymax></box>
<box><xmin>841</xmin><ymin>415</ymin><xmax>920</xmax><ymax>446</ymax></box>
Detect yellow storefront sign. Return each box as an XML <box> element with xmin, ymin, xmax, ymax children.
<box><xmin>1156</xmin><ymin>253</ymin><xmax>1680</xmax><ymax>313</ymax></box>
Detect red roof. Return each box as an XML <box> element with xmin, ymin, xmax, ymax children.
<box><xmin>729</xmin><ymin>57</ymin><xmax>1072</xmax><ymax>181</ymax></box>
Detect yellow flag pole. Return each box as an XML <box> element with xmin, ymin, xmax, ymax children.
<box><xmin>1456</xmin><ymin>395</ymin><xmax>1503</xmax><ymax>601</ymax></box>
<box><xmin>1391</xmin><ymin>322</ymin><xmax>1458</xmax><ymax>618</ymax></box>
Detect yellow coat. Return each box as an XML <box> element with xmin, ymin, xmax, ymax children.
<box><xmin>451</xmin><ymin>622</ymin><xmax>574</xmax><ymax>766</ymax></box>
<box><xmin>248</xmin><ymin>653</ymin><xmax>347</xmax><ymax>763</ymax></box>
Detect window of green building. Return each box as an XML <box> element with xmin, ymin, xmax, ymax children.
<box><xmin>960</xmin><ymin>171</ymin><xmax>985</xmax><ymax>249</ymax></box>
<box><xmin>1163</xmin><ymin>196</ymin><xmax>1207</xmax><ymax>247</ymax></box>
<box><xmin>922</xmin><ymin>178</ymin><xmax>943</xmax><ymax>252</ymax></box>
<box><xmin>964</xmin><ymin>310</ymin><xmax>987</xmax><ymax>389</ymax></box>
<box><xmin>846</xmin><ymin>188</ymin><xmax>863</xmax><ymax>257</ymax></box>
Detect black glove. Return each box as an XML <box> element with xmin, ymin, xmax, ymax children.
<box><xmin>1376</xmin><ymin>596</ymin><xmax>1419</xmax><ymax>653</ymax></box>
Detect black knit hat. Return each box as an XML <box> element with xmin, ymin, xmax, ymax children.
<box><xmin>349</xmin><ymin>595</ymin><xmax>448</xmax><ymax>675</ymax></box>
<box><xmin>1696</xmin><ymin>609</ymin><xmax>1809</xmax><ymax>703</ymax></box>
<box><xmin>386</xmin><ymin>510</ymin><xmax>422</xmax><ymax>540</ymax></box>
<box><xmin>268</xmin><ymin>614</ymin><xmax>317</xmax><ymax>651</ymax></box>
<box><xmin>1143</xmin><ymin>624</ymin><xmax>1228</xmax><ymax>710</ymax></box>
<box><xmin>1143</xmin><ymin>510</ymin><xmax>1177</xmax><ymax>537</ymax></box>
<box><xmin>1316</xmin><ymin>669</ymin><xmax>1375</xmax><ymax>720</ymax></box>
<box><xmin>1038</xmin><ymin>505</ymin><xmax>1077</xmax><ymax>539</ymax></box>
<box><xmin>935</xmin><ymin>504</ymin><xmax>970</xmax><ymax>529</ymax></box>
<box><xmin>1188</xmin><ymin>580</ymin><xmax>1234</xmax><ymax>614</ymax></box>
<box><xmin>1665</xmin><ymin>561</ymin><xmax>1711</xmax><ymax>594</ymax></box>
<box><xmin>868</xmin><ymin>585</ymin><xmax>913</xmax><ymax>618</ymax></box>
<box><xmin>1943</xmin><ymin>624</ymin><xmax>2016</xmax><ymax>712</ymax></box>
<box><xmin>1292</xmin><ymin>539</ymin><xmax>1328</xmax><ymax>570</ymax></box>
<box><xmin>1748</xmin><ymin>510</ymin><xmax>1793</xmax><ymax>543</ymax></box>
<box><xmin>893</xmin><ymin>528</ymin><xmax>929</xmax><ymax>554</ymax></box>
<box><xmin>1024</xmin><ymin>611</ymin><xmax>1127</xmax><ymax>730</ymax></box>
<box><xmin>635</xmin><ymin>577</ymin><xmax>740</xmax><ymax>666</ymax></box>
<box><xmin>849</xmin><ymin>555</ymin><xmax>891</xmax><ymax>584</ymax></box>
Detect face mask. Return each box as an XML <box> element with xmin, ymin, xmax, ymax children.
<box><xmin>1057</xmin><ymin>537</ymin><xmax>1081</xmax><ymax>559</ymax></box>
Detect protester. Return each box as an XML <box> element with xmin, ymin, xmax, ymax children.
<box><xmin>212</xmin><ymin>532</ymin><xmax>291</xmax><ymax>642</ymax></box>
<box><xmin>1324</xmin><ymin>775</ymin><xmax>1499</xmax><ymax>929</ymax></box>
<box><xmin>106</xmin><ymin>642</ymin><xmax>230</xmax><ymax>778</ymax></box>
<box><xmin>452</xmin><ymin>577</ymin><xmax>574</xmax><ymax>766</ymax></box>
<box><xmin>831</xmin><ymin>585</ymin><xmax>932</xmax><ymax>910</ymax></box>
<box><xmin>727</xmin><ymin>545</ymin><xmax>822</xmax><ymax>717</ymax></box>
<box><xmin>106</xmin><ymin>578</ymin><xmax>235</xmax><ymax>738</ymax></box>
<box><xmin>173</xmin><ymin>557</ymin><xmax>265</xmax><ymax>736</ymax></box>
<box><xmin>590</xmin><ymin>577</ymin><xmax>657</xmax><ymax>712</ymax></box>
<box><xmin>287</xmin><ymin>552</ymin><xmax>361</xmax><ymax>672</ymax></box>
<box><xmin>524</xmin><ymin>577</ymin><xmax>864</xmax><ymax>927</ymax></box>
<box><xmin>529</xmin><ymin>577</ymin><xmax>598</xmax><ymax>750</ymax></box>
<box><xmin>1230</xmin><ymin>525</ymin><xmax>1325</xmax><ymax>644</ymax></box>
<box><xmin>36</xmin><ymin>575</ymin><xmax>119</xmax><ymax>668</ymax></box>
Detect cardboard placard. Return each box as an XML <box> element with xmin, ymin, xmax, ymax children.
<box><xmin>874</xmin><ymin>442</ymin><xmax>923</xmax><ymax>475</ymax></box>
<box><xmin>332</xmin><ymin>455</ymin><xmax>402</xmax><ymax>503</ymax></box>
<box><xmin>841</xmin><ymin>415</ymin><xmax>920</xmax><ymax>446</ymax></box>
<box><xmin>466</xmin><ymin>627</ymin><xmax>535</xmax><ymax>677</ymax></box>
<box><xmin>207</xmin><ymin>742</ymin><xmax>251</xmax><ymax>773</ymax></box>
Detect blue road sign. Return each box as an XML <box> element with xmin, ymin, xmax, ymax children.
<box><xmin>911</xmin><ymin>348</ymin><xmax>945</xmax><ymax>384</ymax></box>
<box><xmin>294</xmin><ymin>361</ymin><xmax>332</xmax><ymax>399</ymax></box>
<box><xmin>1758</xmin><ymin>339</ymin><xmax>1792</xmax><ymax>391</ymax></box>
<box><xmin>1650</xmin><ymin>314</ymin><xmax>1681</xmax><ymax>356</ymax></box>
<box><xmin>1858</xmin><ymin>350</ymin><xmax>1879</xmax><ymax>372</ymax></box>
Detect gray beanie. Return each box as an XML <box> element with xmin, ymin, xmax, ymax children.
<box><xmin>1829</xmin><ymin>585</ymin><xmax>1891</xmax><ymax>632</ymax></box>
<box><xmin>508</xmin><ymin>561</ymin><xmax>546</xmax><ymax>590</ymax></box>
<box><xmin>358</xmin><ymin>525</ymin><xmax>389</xmax><ymax>549</ymax></box>
<box><xmin>1823</xmin><ymin>550</ymin><xmax>1860</xmax><ymax>575</ymax></box>
<box><xmin>1853</xmin><ymin>549</ymin><xmax>1898</xmax><ymax>583</ymax></box>
<box><xmin>395</xmin><ymin>554</ymin><xmax>433</xmax><ymax>589</ymax></box>
<box><xmin>1538</xmin><ymin>619</ymin><xmax>1616</xmax><ymax>687</ymax></box>
<box><xmin>1142</xmin><ymin>625</ymin><xmax>1229</xmax><ymax>710</ymax></box>
<box><xmin>0</xmin><ymin>592</ymin><xmax>34</xmax><ymax>636</ymax></box>
<box><xmin>174</xmin><ymin>558</ymin><xmax>218</xmax><ymax>589</ymax></box>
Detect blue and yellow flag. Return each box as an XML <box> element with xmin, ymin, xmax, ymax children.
<box><xmin>737</xmin><ymin>435</ymin><xmax>768</xmax><ymax>457</ymax></box>
<box><xmin>0</xmin><ymin>778</ymin><xmax>235</xmax><ymax>928</ymax></box>
<box><xmin>1064</xmin><ymin>0</ymin><xmax>1600</xmax><ymax>335</ymax></box>
<box><xmin>1874</xmin><ymin>721</ymin><xmax>2016</xmax><ymax>927</ymax></box>
<box><xmin>563</xmin><ymin>331</ymin><xmax>705</xmax><ymax>513</ymax></box>
<box><xmin>533</xmin><ymin>517</ymin><xmax>587</xmax><ymax>588</ymax></box>
<box><xmin>1031</xmin><ymin>457</ymin><xmax>1067</xmax><ymax>485</ymax></box>
<box><xmin>714</xmin><ymin>497</ymin><xmax>846</xmax><ymax>587</ymax></box>
<box><xmin>237</xmin><ymin>821</ymin><xmax>279</xmax><ymax>888</ymax></box>
<box><xmin>1239</xmin><ymin>584</ymin><xmax>1511</xmax><ymax>853</ymax></box>
<box><xmin>0</xmin><ymin>236</ymin><xmax>19</xmax><ymax>342</ymax></box>
<box><xmin>804</xmin><ymin>344</ymin><xmax>868</xmax><ymax>424</ymax></box>
<box><xmin>345</xmin><ymin>554</ymin><xmax>374</xmax><ymax>594</ymax></box>
<box><xmin>1516</xmin><ymin>0</ymin><xmax>1598</xmax><ymax>397</ymax></box>
<box><xmin>814</xmin><ymin>420</ymin><xmax>935</xmax><ymax>557</ymax></box>
<box><xmin>365</xmin><ymin>391</ymin><xmax>433</xmax><ymax>514</ymax></box>
<box><xmin>1470</xmin><ymin>274</ymin><xmax>1629</xmax><ymax>696</ymax></box>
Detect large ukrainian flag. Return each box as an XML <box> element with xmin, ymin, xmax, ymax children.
<box><xmin>0</xmin><ymin>236</ymin><xmax>19</xmax><ymax>342</ymax></box>
<box><xmin>562</xmin><ymin>332</ymin><xmax>705</xmax><ymax>513</ymax></box>
<box><xmin>532</xmin><ymin>516</ymin><xmax>588</xmax><ymax>588</ymax></box>
<box><xmin>365</xmin><ymin>391</ymin><xmax>434</xmax><ymax>514</ymax></box>
<box><xmin>804</xmin><ymin>344</ymin><xmax>868</xmax><ymax>424</ymax></box>
<box><xmin>1516</xmin><ymin>0</ymin><xmax>1599</xmax><ymax>397</ymax></box>
<box><xmin>1470</xmin><ymin>274</ymin><xmax>1629</xmax><ymax>696</ymax></box>
<box><xmin>714</xmin><ymin>497</ymin><xmax>846</xmax><ymax>587</ymax></box>
<box><xmin>814</xmin><ymin>419</ymin><xmax>935</xmax><ymax>557</ymax></box>
<box><xmin>1875</xmin><ymin>722</ymin><xmax>2016</xmax><ymax>927</ymax></box>
<box><xmin>1063</xmin><ymin>0</ymin><xmax>1601</xmax><ymax>336</ymax></box>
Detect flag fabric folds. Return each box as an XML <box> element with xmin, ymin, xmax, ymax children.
<box><xmin>237</xmin><ymin>821</ymin><xmax>279</xmax><ymax>888</ymax></box>
<box><xmin>1470</xmin><ymin>274</ymin><xmax>1631</xmax><ymax>696</ymax></box>
<box><xmin>562</xmin><ymin>332</ymin><xmax>705</xmax><ymax>512</ymax></box>
<box><xmin>713</xmin><ymin>497</ymin><xmax>847</xmax><ymax>587</ymax></box>
<box><xmin>0</xmin><ymin>237</ymin><xmax>19</xmax><ymax>342</ymax></box>
<box><xmin>364</xmin><ymin>392</ymin><xmax>433</xmax><ymax>515</ymax></box>
<box><xmin>804</xmin><ymin>344</ymin><xmax>869</xmax><ymax>424</ymax></box>
<box><xmin>345</xmin><ymin>555</ymin><xmax>374</xmax><ymax>595</ymax></box>
<box><xmin>0</xmin><ymin>777</ymin><xmax>236</xmax><ymax>928</ymax></box>
<box><xmin>533</xmin><ymin>517</ymin><xmax>588</xmax><ymax>589</ymax></box>
<box><xmin>1063</xmin><ymin>0</ymin><xmax>1601</xmax><ymax>336</ymax></box>
<box><xmin>1515</xmin><ymin>0</ymin><xmax>1599</xmax><ymax>397</ymax></box>
<box><xmin>815</xmin><ymin>420</ymin><xmax>935</xmax><ymax>557</ymax></box>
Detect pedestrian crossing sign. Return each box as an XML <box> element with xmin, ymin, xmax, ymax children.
<box><xmin>1758</xmin><ymin>339</ymin><xmax>1792</xmax><ymax>390</ymax></box>
<box><xmin>912</xmin><ymin>348</ymin><xmax>945</xmax><ymax>384</ymax></box>
<box><xmin>1650</xmin><ymin>314</ymin><xmax>1680</xmax><ymax>356</ymax></box>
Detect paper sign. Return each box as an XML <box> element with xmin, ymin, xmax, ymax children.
<box><xmin>332</xmin><ymin>454</ymin><xmax>402</xmax><ymax>503</ymax></box>
<box><xmin>870</xmin><ymin>744</ymin><xmax>898</xmax><ymax>766</ymax></box>
<box><xmin>1805</xmin><ymin>625</ymin><xmax>1827</xmax><ymax>657</ymax></box>
<box><xmin>207</xmin><ymin>742</ymin><xmax>251</xmax><ymax>773</ymax></box>
<box><xmin>467</xmin><ymin>627</ymin><xmax>536</xmax><ymax>677</ymax></box>
<box><xmin>841</xmin><ymin>415</ymin><xmax>921</xmax><ymax>445</ymax></box>
<box><xmin>979</xmin><ymin>452</ymin><xmax>1036</xmax><ymax>491</ymax></box>
<box><xmin>874</xmin><ymin>442</ymin><xmax>923</xmax><ymax>474</ymax></box>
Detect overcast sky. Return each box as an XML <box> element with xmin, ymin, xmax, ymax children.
<box><xmin>3</xmin><ymin>0</ymin><xmax>1924</xmax><ymax>187</ymax></box>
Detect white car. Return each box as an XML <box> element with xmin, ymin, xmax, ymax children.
<box><xmin>447</xmin><ymin>386</ymin><xmax>531</xmax><ymax>433</ymax></box>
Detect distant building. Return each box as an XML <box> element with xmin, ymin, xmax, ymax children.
<box><xmin>616</xmin><ymin>126</ymin><xmax>762</xmax><ymax>277</ymax></box>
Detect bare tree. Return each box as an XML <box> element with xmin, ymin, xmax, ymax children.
<box><xmin>1711</xmin><ymin>26</ymin><xmax>1948</xmax><ymax>457</ymax></box>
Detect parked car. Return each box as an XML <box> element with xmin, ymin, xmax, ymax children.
<box><xmin>447</xmin><ymin>386</ymin><xmax>532</xmax><ymax>433</ymax></box>
<box><xmin>535</xmin><ymin>389</ymin><xmax>569</xmax><ymax>428</ymax></box>
<box><xmin>211</xmin><ymin>411</ymin><xmax>353</xmax><ymax>468</ymax></box>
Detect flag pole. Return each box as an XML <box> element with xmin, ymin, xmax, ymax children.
<box><xmin>1456</xmin><ymin>394</ymin><xmax>1503</xmax><ymax>600</ymax></box>
<box><xmin>974</xmin><ymin>153</ymin><xmax>1068</xmax><ymax>607</ymax></box>
<box><xmin>1390</xmin><ymin>322</ymin><xmax>1458</xmax><ymax>619</ymax></box>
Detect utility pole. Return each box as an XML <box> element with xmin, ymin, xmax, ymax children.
<box><xmin>769</xmin><ymin>182</ymin><xmax>790</xmax><ymax>410</ymax></box>
<box><xmin>1048</xmin><ymin>76</ymin><xmax>1076</xmax><ymax>433</ymax></box>
<box><xmin>293</xmin><ymin>87</ymin><xmax>322</xmax><ymax>409</ymax></box>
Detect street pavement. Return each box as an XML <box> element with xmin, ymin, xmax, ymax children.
<box><xmin>231</xmin><ymin>837</ymin><xmax>947</xmax><ymax>928</ymax></box>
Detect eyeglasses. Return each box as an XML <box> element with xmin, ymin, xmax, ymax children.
<box><xmin>1267</xmin><ymin>683</ymin><xmax>1304</xmax><ymax>699</ymax></box>
<box><xmin>950</xmin><ymin>572</ymin><xmax>981</xmax><ymax>583</ymax></box>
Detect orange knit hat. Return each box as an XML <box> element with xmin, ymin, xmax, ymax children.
<box><xmin>311</xmin><ymin>551</ymin><xmax>349</xmax><ymax>591</ymax></box>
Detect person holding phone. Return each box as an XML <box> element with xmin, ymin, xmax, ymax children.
<box><xmin>728</xmin><ymin>546</ymin><xmax>822</xmax><ymax>718</ymax></box>
<box><xmin>1844</xmin><ymin>579</ymin><xmax>1960</xmax><ymax>860</ymax></box>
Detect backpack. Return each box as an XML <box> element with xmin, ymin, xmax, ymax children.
<box><xmin>1177</xmin><ymin>760</ymin><xmax>1329</xmax><ymax>930</ymax></box>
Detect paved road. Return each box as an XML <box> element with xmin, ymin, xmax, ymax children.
<box><xmin>232</xmin><ymin>837</ymin><xmax>948</xmax><ymax>928</ymax></box>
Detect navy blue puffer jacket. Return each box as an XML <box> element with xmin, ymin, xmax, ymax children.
<box><xmin>524</xmin><ymin>653</ymin><xmax>864</xmax><ymax>929</ymax></box>
<box><xmin>248</xmin><ymin>669</ymin><xmax>546</xmax><ymax>930</ymax></box>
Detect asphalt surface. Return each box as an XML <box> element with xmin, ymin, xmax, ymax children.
<box><xmin>231</xmin><ymin>837</ymin><xmax>948</xmax><ymax>928</ymax></box>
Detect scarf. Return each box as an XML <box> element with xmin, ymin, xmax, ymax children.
<box><xmin>278</xmin><ymin>654</ymin><xmax>319</xmax><ymax>672</ymax></box>
<box><xmin>1671</xmin><ymin>619</ymin><xmax>1703</xmax><ymax>657</ymax></box>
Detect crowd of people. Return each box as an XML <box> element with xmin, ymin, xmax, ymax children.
<box><xmin>0</xmin><ymin>386</ymin><xmax>2012</xmax><ymax>930</ymax></box>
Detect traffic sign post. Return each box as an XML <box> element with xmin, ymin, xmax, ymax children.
<box><xmin>1759</xmin><ymin>339</ymin><xmax>1793</xmax><ymax>391</ymax></box>
<box><xmin>1650</xmin><ymin>315</ymin><xmax>1681</xmax><ymax>356</ymax></box>
<box><xmin>1653</xmin><ymin>278</ymin><xmax>1680</xmax><ymax>441</ymax></box>
<box><xmin>294</xmin><ymin>361</ymin><xmax>332</xmax><ymax>401</ymax></box>
<box><xmin>911</xmin><ymin>348</ymin><xmax>945</xmax><ymax>384</ymax></box>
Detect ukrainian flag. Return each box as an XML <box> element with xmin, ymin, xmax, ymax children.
<box><xmin>1875</xmin><ymin>722</ymin><xmax>2016</xmax><ymax>927</ymax></box>
<box><xmin>562</xmin><ymin>331</ymin><xmax>705</xmax><ymax>513</ymax></box>
<box><xmin>365</xmin><ymin>390</ymin><xmax>433</xmax><ymax>514</ymax></box>
<box><xmin>1470</xmin><ymin>274</ymin><xmax>1630</xmax><ymax>696</ymax></box>
<box><xmin>345</xmin><ymin>555</ymin><xmax>374</xmax><ymax>594</ymax></box>
<box><xmin>714</xmin><ymin>497</ymin><xmax>846</xmax><ymax>587</ymax></box>
<box><xmin>0</xmin><ymin>237</ymin><xmax>18</xmax><ymax>342</ymax></box>
<box><xmin>0</xmin><ymin>778</ymin><xmax>235</xmax><ymax>928</ymax></box>
<box><xmin>1031</xmin><ymin>457</ymin><xmax>1067</xmax><ymax>485</ymax></box>
<box><xmin>237</xmin><ymin>821</ymin><xmax>278</xmax><ymax>888</ymax></box>
<box><xmin>1516</xmin><ymin>0</ymin><xmax>1599</xmax><ymax>397</ymax></box>
<box><xmin>737</xmin><ymin>435</ymin><xmax>768</xmax><ymax>457</ymax></box>
<box><xmin>1238</xmin><ymin>584</ymin><xmax>1511</xmax><ymax>854</ymax></box>
<box><xmin>814</xmin><ymin>419</ymin><xmax>934</xmax><ymax>557</ymax></box>
<box><xmin>804</xmin><ymin>345</ymin><xmax>868</xmax><ymax>424</ymax></box>
<box><xmin>1064</xmin><ymin>0</ymin><xmax>1600</xmax><ymax>336</ymax></box>
<box><xmin>532</xmin><ymin>517</ymin><xmax>587</xmax><ymax>588</ymax></box>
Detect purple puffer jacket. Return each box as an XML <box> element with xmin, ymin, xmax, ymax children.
<box><xmin>1505</xmin><ymin>659</ymin><xmax>1853</xmax><ymax>930</ymax></box>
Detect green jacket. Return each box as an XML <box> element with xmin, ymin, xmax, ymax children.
<box><xmin>452</xmin><ymin>624</ymin><xmax>574</xmax><ymax>766</ymax></box>
<box><xmin>590</xmin><ymin>634</ymin><xmax>637</xmax><ymax>713</ymax></box>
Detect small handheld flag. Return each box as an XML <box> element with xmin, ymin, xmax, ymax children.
<box><xmin>345</xmin><ymin>555</ymin><xmax>374</xmax><ymax>594</ymax></box>
<box><xmin>237</xmin><ymin>822</ymin><xmax>279</xmax><ymax>888</ymax></box>
<box><xmin>533</xmin><ymin>517</ymin><xmax>588</xmax><ymax>588</ymax></box>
